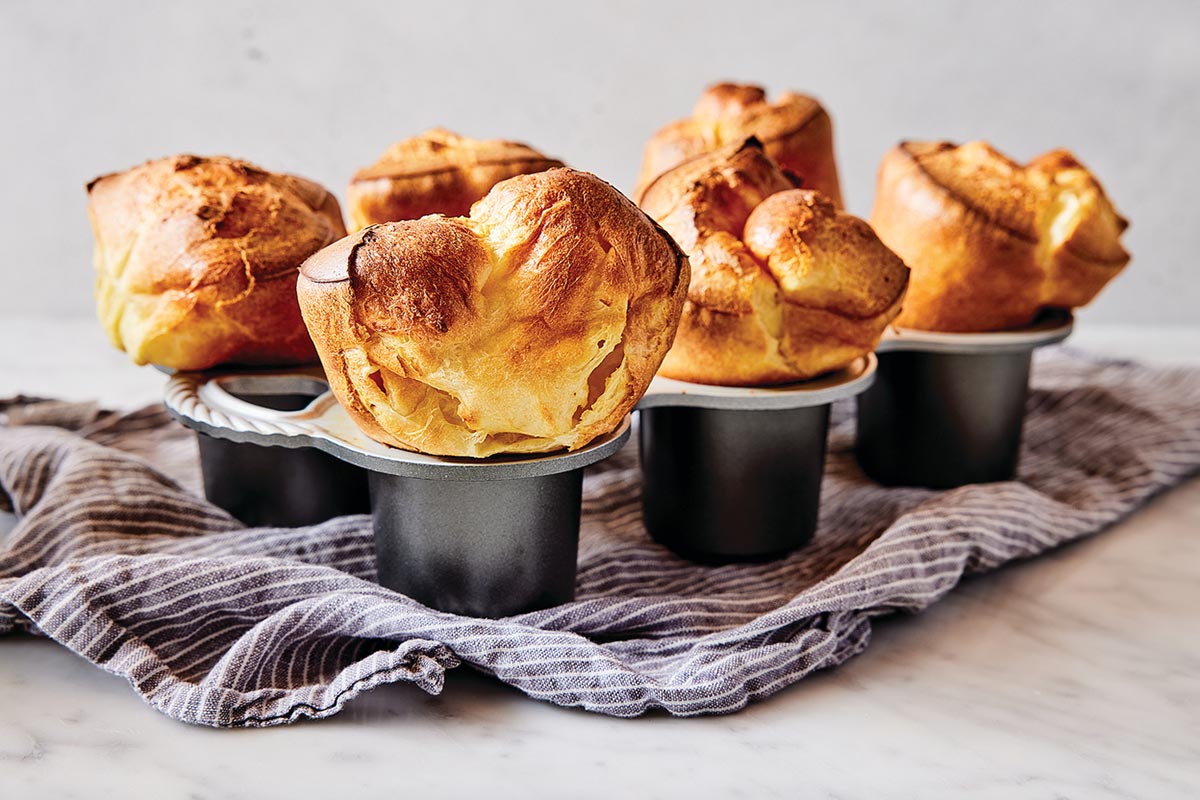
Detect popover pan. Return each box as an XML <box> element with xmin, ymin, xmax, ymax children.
<box><xmin>634</xmin><ymin>356</ymin><xmax>877</xmax><ymax>563</ymax></box>
<box><xmin>854</xmin><ymin>312</ymin><xmax>1073</xmax><ymax>488</ymax></box>
<box><xmin>163</xmin><ymin>370</ymin><xmax>630</xmax><ymax>618</ymax></box>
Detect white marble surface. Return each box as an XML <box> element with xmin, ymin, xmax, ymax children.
<box><xmin>2</xmin><ymin>319</ymin><xmax>1199</xmax><ymax>799</ymax></box>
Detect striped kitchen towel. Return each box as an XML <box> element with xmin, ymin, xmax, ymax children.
<box><xmin>1</xmin><ymin>347</ymin><xmax>1198</xmax><ymax>726</ymax></box>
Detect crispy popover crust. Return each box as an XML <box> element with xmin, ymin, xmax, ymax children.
<box><xmin>640</xmin><ymin>139</ymin><xmax>908</xmax><ymax>386</ymax></box>
<box><xmin>871</xmin><ymin>141</ymin><xmax>1130</xmax><ymax>332</ymax></box>
<box><xmin>299</xmin><ymin>168</ymin><xmax>689</xmax><ymax>457</ymax></box>
<box><xmin>346</xmin><ymin>128</ymin><xmax>564</xmax><ymax>230</ymax></box>
<box><xmin>88</xmin><ymin>155</ymin><xmax>345</xmax><ymax>370</ymax></box>
<box><xmin>636</xmin><ymin>83</ymin><xmax>842</xmax><ymax>206</ymax></box>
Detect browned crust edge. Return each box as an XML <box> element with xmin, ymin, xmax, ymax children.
<box><xmin>351</xmin><ymin>156</ymin><xmax>565</xmax><ymax>184</ymax></box>
<box><xmin>895</xmin><ymin>141</ymin><xmax>1128</xmax><ymax>267</ymax></box>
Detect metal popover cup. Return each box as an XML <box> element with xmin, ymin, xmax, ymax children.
<box><xmin>854</xmin><ymin>312</ymin><xmax>1073</xmax><ymax>489</ymax></box>
<box><xmin>194</xmin><ymin>377</ymin><xmax>371</xmax><ymax>527</ymax></box>
<box><xmin>180</xmin><ymin>372</ymin><xmax>370</xmax><ymax>527</ymax></box>
<box><xmin>366</xmin><ymin>425</ymin><xmax>629</xmax><ymax>618</ymax></box>
<box><xmin>635</xmin><ymin>357</ymin><xmax>877</xmax><ymax>563</ymax></box>
<box><xmin>163</xmin><ymin>369</ymin><xmax>631</xmax><ymax>618</ymax></box>
<box><xmin>153</xmin><ymin>366</ymin><xmax>371</xmax><ymax>527</ymax></box>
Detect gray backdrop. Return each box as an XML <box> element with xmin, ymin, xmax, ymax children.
<box><xmin>3</xmin><ymin>0</ymin><xmax>1196</xmax><ymax>325</ymax></box>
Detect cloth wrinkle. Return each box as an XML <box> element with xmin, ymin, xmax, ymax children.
<box><xmin>1</xmin><ymin>347</ymin><xmax>1198</xmax><ymax>726</ymax></box>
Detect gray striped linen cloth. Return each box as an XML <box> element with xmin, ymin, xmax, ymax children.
<box><xmin>1</xmin><ymin>348</ymin><xmax>1198</xmax><ymax>726</ymax></box>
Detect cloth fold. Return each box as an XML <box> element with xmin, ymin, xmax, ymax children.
<box><xmin>2</xmin><ymin>348</ymin><xmax>1198</xmax><ymax>726</ymax></box>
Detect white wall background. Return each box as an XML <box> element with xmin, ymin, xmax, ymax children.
<box><xmin>2</xmin><ymin>0</ymin><xmax>1196</xmax><ymax>325</ymax></box>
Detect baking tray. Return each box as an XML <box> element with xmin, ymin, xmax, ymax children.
<box><xmin>634</xmin><ymin>355</ymin><xmax>877</xmax><ymax>563</ymax></box>
<box><xmin>854</xmin><ymin>311</ymin><xmax>1073</xmax><ymax>488</ymax></box>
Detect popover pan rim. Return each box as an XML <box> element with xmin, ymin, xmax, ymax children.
<box><xmin>163</xmin><ymin>369</ymin><xmax>632</xmax><ymax>481</ymax></box>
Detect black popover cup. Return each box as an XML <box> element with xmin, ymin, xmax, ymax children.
<box><xmin>634</xmin><ymin>358</ymin><xmax>877</xmax><ymax>564</ymax></box>
<box><xmin>192</xmin><ymin>377</ymin><xmax>371</xmax><ymax>527</ymax></box>
<box><xmin>854</xmin><ymin>312</ymin><xmax>1073</xmax><ymax>489</ymax></box>
<box><xmin>369</xmin><ymin>469</ymin><xmax>583</xmax><ymax>617</ymax></box>
<box><xmin>639</xmin><ymin>404</ymin><xmax>830</xmax><ymax>562</ymax></box>
<box><xmin>362</xmin><ymin>423</ymin><xmax>630</xmax><ymax>618</ymax></box>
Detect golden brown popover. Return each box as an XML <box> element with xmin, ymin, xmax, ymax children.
<box><xmin>299</xmin><ymin>168</ymin><xmax>688</xmax><ymax>458</ymax></box>
<box><xmin>636</xmin><ymin>83</ymin><xmax>842</xmax><ymax>206</ymax></box>
<box><xmin>639</xmin><ymin>139</ymin><xmax>908</xmax><ymax>386</ymax></box>
<box><xmin>88</xmin><ymin>155</ymin><xmax>345</xmax><ymax>370</ymax></box>
<box><xmin>346</xmin><ymin>128</ymin><xmax>564</xmax><ymax>230</ymax></box>
<box><xmin>871</xmin><ymin>141</ymin><xmax>1130</xmax><ymax>332</ymax></box>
